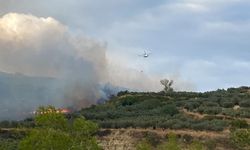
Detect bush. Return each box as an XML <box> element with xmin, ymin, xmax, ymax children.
<box><xmin>184</xmin><ymin>102</ymin><xmax>200</xmax><ymax>111</ymax></box>
<box><xmin>161</xmin><ymin>105</ymin><xmax>179</xmax><ymax>116</ymax></box>
<box><xmin>230</xmin><ymin>129</ymin><xmax>250</xmax><ymax>149</ymax></box>
<box><xmin>19</xmin><ymin>106</ymin><xmax>100</xmax><ymax>150</ymax></box>
<box><xmin>0</xmin><ymin>138</ymin><xmax>19</xmax><ymax>150</ymax></box>
<box><xmin>222</xmin><ymin>108</ymin><xmax>240</xmax><ymax>117</ymax></box>
<box><xmin>239</xmin><ymin>108</ymin><xmax>250</xmax><ymax>118</ymax></box>
<box><xmin>189</xmin><ymin>141</ymin><xmax>204</xmax><ymax>150</ymax></box>
<box><xmin>202</xmin><ymin>102</ymin><xmax>219</xmax><ymax>107</ymax></box>
<box><xmin>198</xmin><ymin>107</ymin><xmax>222</xmax><ymax>115</ymax></box>
<box><xmin>239</xmin><ymin>100</ymin><xmax>250</xmax><ymax>107</ymax></box>
<box><xmin>136</xmin><ymin>139</ymin><xmax>152</xmax><ymax>150</ymax></box>
<box><xmin>221</xmin><ymin>102</ymin><xmax>234</xmax><ymax>108</ymax></box>
<box><xmin>231</xmin><ymin>119</ymin><xmax>248</xmax><ymax>130</ymax></box>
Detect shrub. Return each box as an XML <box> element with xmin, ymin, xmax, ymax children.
<box><xmin>19</xmin><ymin>106</ymin><xmax>100</xmax><ymax>150</ymax></box>
<box><xmin>184</xmin><ymin>102</ymin><xmax>200</xmax><ymax>111</ymax></box>
<box><xmin>198</xmin><ymin>107</ymin><xmax>222</xmax><ymax>115</ymax></box>
<box><xmin>239</xmin><ymin>100</ymin><xmax>250</xmax><ymax>107</ymax></box>
<box><xmin>202</xmin><ymin>102</ymin><xmax>219</xmax><ymax>107</ymax></box>
<box><xmin>230</xmin><ymin>129</ymin><xmax>250</xmax><ymax>149</ymax></box>
<box><xmin>136</xmin><ymin>139</ymin><xmax>152</xmax><ymax>150</ymax></box>
<box><xmin>222</xmin><ymin>108</ymin><xmax>240</xmax><ymax>117</ymax></box>
<box><xmin>161</xmin><ymin>105</ymin><xmax>179</xmax><ymax>116</ymax></box>
<box><xmin>0</xmin><ymin>138</ymin><xmax>19</xmax><ymax>150</ymax></box>
<box><xmin>189</xmin><ymin>141</ymin><xmax>204</xmax><ymax>150</ymax></box>
<box><xmin>231</xmin><ymin>119</ymin><xmax>248</xmax><ymax>130</ymax></box>
<box><xmin>221</xmin><ymin>102</ymin><xmax>234</xmax><ymax>108</ymax></box>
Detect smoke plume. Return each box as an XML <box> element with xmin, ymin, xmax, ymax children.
<box><xmin>0</xmin><ymin>13</ymin><xmax>107</xmax><ymax>112</ymax></box>
<box><xmin>0</xmin><ymin>13</ymin><xmax>194</xmax><ymax>120</ymax></box>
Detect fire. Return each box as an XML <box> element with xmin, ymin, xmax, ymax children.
<box><xmin>30</xmin><ymin>108</ymin><xmax>71</xmax><ymax>115</ymax></box>
<box><xmin>58</xmin><ymin>108</ymin><xmax>71</xmax><ymax>114</ymax></box>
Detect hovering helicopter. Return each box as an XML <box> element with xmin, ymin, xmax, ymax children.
<box><xmin>139</xmin><ymin>50</ymin><xmax>151</xmax><ymax>58</ymax></box>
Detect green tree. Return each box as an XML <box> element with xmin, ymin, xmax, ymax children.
<box><xmin>19</xmin><ymin>106</ymin><xmax>100</xmax><ymax>150</ymax></box>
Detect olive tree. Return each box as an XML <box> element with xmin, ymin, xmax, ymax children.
<box><xmin>160</xmin><ymin>79</ymin><xmax>174</xmax><ymax>93</ymax></box>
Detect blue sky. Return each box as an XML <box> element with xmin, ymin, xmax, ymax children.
<box><xmin>1</xmin><ymin>0</ymin><xmax>250</xmax><ymax>91</ymax></box>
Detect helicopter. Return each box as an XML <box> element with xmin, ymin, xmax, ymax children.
<box><xmin>139</xmin><ymin>50</ymin><xmax>151</xmax><ymax>58</ymax></box>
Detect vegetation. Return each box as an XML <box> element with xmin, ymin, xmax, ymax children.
<box><xmin>188</xmin><ymin>141</ymin><xmax>204</xmax><ymax>150</ymax></box>
<box><xmin>160</xmin><ymin>79</ymin><xmax>174</xmax><ymax>93</ymax></box>
<box><xmin>136</xmin><ymin>139</ymin><xmax>152</xmax><ymax>150</ymax></box>
<box><xmin>80</xmin><ymin>87</ymin><xmax>250</xmax><ymax>131</ymax></box>
<box><xmin>1</xmin><ymin>87</ymin><xmax>250</xmax><ymax>149</ymax></box>
<box><xmin>157</xmin><ymin>133</ymin><xmax>181</xmax><ymax>150</ymax></box>
<box><xmin>0</xmin><ymin>138</ymin><xmax>19</xmax><ymax>150</ymax></box>
<box><xmin>19</xmin><ymin>106</ymin><xmax>100</xmax><ymax>150</ymax></box>
<box><xmin>0</xmin><ymin>106</ymin><xmax>100</xmax><ymax>150</ymax></box>
<box><xmin>136</xmin><ymin>133</ymin><xmax>206</xmax><ymax>150</ymax></box>
<box><xmin>230</xmin><ymin>128</ymin><xmax>250</xmax><ymax>150</ymax></box>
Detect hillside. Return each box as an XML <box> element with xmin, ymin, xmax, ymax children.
<box><xmin>78</xmin><ymin>87</ymin><xmax>250</xmax><ymax>149</ymax></box>
<box><xmin>80</xmin><ymin>87</ymin><xmax>250</xmax><ymax>131</ymax></box>
<box><xmin>1</xmin><ymin>87</ymin><xmax>250</xmax><ymax>150</ymax></box>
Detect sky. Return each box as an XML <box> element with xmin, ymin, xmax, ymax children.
<box><xmin>0</xmin><ymin>0</ymin><xmax>250</xmax><ymax>91</ymax></box>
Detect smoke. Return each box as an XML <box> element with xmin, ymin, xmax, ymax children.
<box><xmin>0</xmin><ymin>13</ymin><xmax>194</xmax><ymax>120</ymax></box>
<box><xmin>107</xmin><ymin>60</ymin><xmax>195</xmax><ymax>92</ymax></box>
<box><xmin>0</xmin><ymin>13</ymin><xmax>107</xmax><ymax>110</ymax></box>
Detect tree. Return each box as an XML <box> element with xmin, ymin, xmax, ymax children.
<box><xmin>160</xmin><ymin>79</ymin><xmax>174</xmax><ymax>93</ymax></box>
<box><xmin>19</xmin><ymin>106</ymin><xmax>100</xmax><ymax>150</ymax></box>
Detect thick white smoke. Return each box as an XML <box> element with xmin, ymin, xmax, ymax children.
<box><xmin>0</xmin><ymin>13</ymin><xmax>194</xmax><ymax>120</ymax></box>
<box><xmin>0</xmin><ymin>13</ymin><xmax>107</xmax><ymax>110</ymax></box>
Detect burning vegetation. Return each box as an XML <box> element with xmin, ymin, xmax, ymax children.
<box><xmin>32</xmin><ymin>106</ymin><xmax>71</xmax><ymax>115</ymax></box>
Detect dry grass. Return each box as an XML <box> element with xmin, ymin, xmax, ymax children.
<box><xmin>98</xmin><ymin>128</ymin><xmax>232</xmax><ymax>150</ymax></box>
